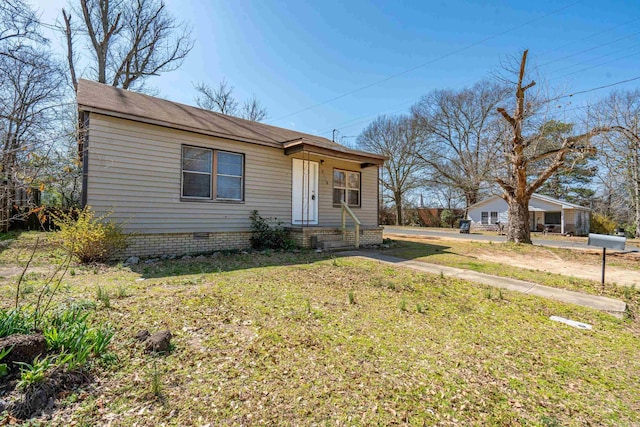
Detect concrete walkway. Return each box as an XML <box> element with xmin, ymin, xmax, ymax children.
<box><xmin>341</xmin><ymin>251</ymin><xmax>627</xmax><ymax>318</ymax></box>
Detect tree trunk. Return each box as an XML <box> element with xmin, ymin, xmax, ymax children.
<box><xmin>506</xmin><ymin>195</ymin><xmax>531</xmax><ymax>243</ymax></box>
<box><xmin>394</xmin><ymin>192</ymin><xmax>403</xmax><ymax>226</ymax></box>
<box><xmin>634</xmin><ymin>139</ymin><xmax>640</xmax><ymax>238</ymax></box>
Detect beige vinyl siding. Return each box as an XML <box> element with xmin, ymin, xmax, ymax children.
<box><xmin>87</xmin><ymin>114</ymin><xmax>291</xmax><ymax>234</ymax></box>
<box><xmin>86</xmin><ymin>114</ymin><xmax>380</xmax><ymax>234</ymax></box>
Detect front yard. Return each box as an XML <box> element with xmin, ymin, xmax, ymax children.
<box><xmin>1</xmin><ymin>232</ymin><xmax>639</xmax><ymax>426</ymax></box>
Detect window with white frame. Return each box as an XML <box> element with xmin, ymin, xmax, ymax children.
<box><xmin>481</xmin><ymin>211</ymin><xmax>499</xmax><ymax>225</ymax></box>
<box><xmin>333</xmin><ymin>169</ymin><xmax>360</xmax><ymax>207</ymax></box>
<box><xmin>181</xmin><ymin>145</ymin><xmax>244</xmax><ymax>201</ymax></box>
<box><xmin>491</xmin><ymin>211</ymin><xmax>498</xmax><ymax>224</ymax></box>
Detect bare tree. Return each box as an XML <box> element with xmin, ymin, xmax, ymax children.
<box><xmin>411</xmin><ymin>80</ymin><xmax>510</xmax><ymax>208</ymax></box>
<box><xmin>195</xmin><ymin>79</ymin><xmax>238</xmax><ymax>115</ymax></box>
<box><xmin>593</xmin><ymin>90</ymin><xmax>640</xmax><ymax>237</ymax></box>
<box><xmin>0</xmin><ymin>0</ymin><xmax>45</xmax><ymax>61</ymax></box>
<box><xmin>195</xmin><ymin>80</ymin><xmax>268</xmax><ymax>122</ymax></box>
<box><xmin>358</xmin><ymin>115</ymin><xmax>425</xmax><ymax>225</ymax></box>
<box><xmin>495</xmin><ymin>50</ymin><xmax>608</xmax><ymax>243</ymax></box>
<box><xmin>241</xmin><ymin>95</ymin><xmax>268</xmax><ymax>122</ymax></box>
<box><xmin>0</xmin><ymin>4</ymin><xmax>65</xmax><ymax>230</ymax></box>
<box><xmin>62</xmin><ymin>0</ymin><xmax>193</xmax><ymax>91</ymax></box>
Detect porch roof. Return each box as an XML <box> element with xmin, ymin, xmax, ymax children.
<box><xmin>283</xmin><ymin>138</ymin><xmax>386</xmax><ymax>167</ymax></box>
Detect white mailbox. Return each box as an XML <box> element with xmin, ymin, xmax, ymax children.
<box><xmin>587</xmin><ymin>233</ymin><xmax>626</xmax><ymax>287</ymax></box>
<box><xmin>587</xmin><ymin>233</ymin><xmax>626</xmax><ymax>250</ymax></box>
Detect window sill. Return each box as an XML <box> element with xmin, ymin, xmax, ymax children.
<box><xmin>180</xmin><ymin>198</ymin><xmax>245</xmax><ymax>204</ymax></box>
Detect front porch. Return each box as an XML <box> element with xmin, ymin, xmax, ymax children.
<box><xmin>284</xmin><ymin>137</ymin><xmax>386</xmax><ymax>248</ymax></box>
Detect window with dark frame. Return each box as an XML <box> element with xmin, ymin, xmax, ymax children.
<box><xmin>181</xmin><ymin>145</ymin><xmax>244</xmax><ymax>201</ymax></box>
<box><xmin>545</xmin><ymin>211</ymin><xmax>561</xmax><ymax>225</ymax></box>
<box><xmin>333</xmin><ymin>169</ymin><xmax>360</xmax><ymax>207</ymax></box>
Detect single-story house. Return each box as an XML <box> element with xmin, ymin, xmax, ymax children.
<box><xmin>76</xmin><ymin>79</ymin><xmax>386</xmax><ymax>257</ymax></box>
<box><xmin>467</xmin><ymin>193</ymin><xmax>591</xmax><ymax>235</ymax></box>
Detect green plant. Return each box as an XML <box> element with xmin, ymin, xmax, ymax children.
<box><xmin>590</xmin><ymin>213</ymin><xmax>617</xmax><ymax>235</ymax></box>
<box><xmin>52</xmin><ymin>207</ymin><xmax>128</xmax><ymax>263</ymax></box>
<box><xmin>150</xmin><ymin>360</ymin><xmax>162</xmax><ymax>398</ymax></box>
<box><xmin>623</xmin><ymin>284</ymin><xmax>637</xmax><ymax>301</ymax></box>
<box><xmin>249</xmin><ymin>210</ymin><xmax>296</xmax><ymax>250</ymax></box>
<box><xmin>116</xmin><ymin>285</ymin><xmax>130</xmax><ymax>298</ymax></box>
<box><xmin>484</xmin><ymin>286</ymin><xmax>493</xmax><ymax>299</ymax></box>
<box><xmin>42</xmin><ymin>306</ymin><xmax>113</xmax><ymax>371</ymax></box>
<box><xmin>96</xmin><ymin>286</ymin><xmax>111</xmax><ymax>308</ymax></box>
<box><xmin>416</xmin><ymin>303</ymin><xmax>425</xmax><ymax>314</ymax></box>
<box><xmin>348</xmin><ymin>290</ymin><xmax>356</xmax><ymax>305</ymax></box>
<box><xmin>0</xmin><ymin>308</ymin><xmax>32</xmax><ymax>338</ymax></box>
<box><xmin>399</xmin><ymin>298</ymin><xmax>407</xmax><ymax>311</ymax></box>
<box><xmin>0</xmin><ymin>346</ymin><xmax>12</xmax><ymax>377</ymax></box>
<box><xmin>91</xmin><ymin>326</ymin><xmax>114</xmax><ymax>357</ymax></box>
<box><xmin>440</xmin><ymin>209</ymin><xmax>455</xmax><ymax>228</ymax></box>
<box><xmin>305</xmin><ymin>299</ymin><xmax>311</xmax><ymax>314</ymax></box>
<box><xmin>16</xmin><ymin>355</ymin><xmax>56</xmax><ymax>390</ymax></box>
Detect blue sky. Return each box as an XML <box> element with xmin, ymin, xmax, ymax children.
<box><xmin>33</xmin><ymin>0</ymin><xmax>640</xmax><ymax>143</ymax></box>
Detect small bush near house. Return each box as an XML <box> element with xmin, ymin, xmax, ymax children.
<box><xmin>249</xmin><ymin>210</ymin><xmax>295</xmax><ymax>250</ymax></box>
<box><xmin>590</xmin><ymin>213</ymin><xmax>617</xmax><ymax>235</ymax></box>
<box><xmin>53</xmin><ymin>207</ymin><xmax>128</xmax><ymax>263</ymax></box>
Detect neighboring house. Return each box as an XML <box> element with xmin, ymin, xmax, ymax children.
<box><xmin>76</xmin><ymin>80</ymin><xmax>386</xmax><ymax>257</ymax></box>
<box><xmin>467</xmin><ymin>193</ymin><xmax>591</xmax><ymax>236</ymax></box>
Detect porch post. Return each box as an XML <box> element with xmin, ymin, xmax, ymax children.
<box><xmin>561</xmin><ymin>209</ymin><xmax>565</xmax><ymax>234</ymax></box>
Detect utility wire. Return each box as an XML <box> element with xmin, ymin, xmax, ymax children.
<box><xmin>537</xmin><ymin>30</ymin><xmax>640</xmax><ymax>68</ymax></box>
<box><xmin>268</xmin><ymin>0</ymin><xmax>583</xmax><ymax>124</ymax></box>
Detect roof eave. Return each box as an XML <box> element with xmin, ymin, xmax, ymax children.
<box><xmin>78</xmin><ymin>104</ymin><xmax>284</xmax><ymax>149</ymax></box>
<box><xmin>283</xmin><ymin>141</ymin><xmax>386</xmax><ymax>166</ymax></box>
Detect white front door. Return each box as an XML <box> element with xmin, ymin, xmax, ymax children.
<box><xmin>292</xmin><ymin>159</ymin><xmax>318</xmax><ymax>225</ymax></box>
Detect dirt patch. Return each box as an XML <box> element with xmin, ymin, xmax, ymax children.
<box><xmin>5</xmin><ymin>369</ymin><xmax>92</xmax><ymax>420</ymax></box>
<box><xmin>480</xmin><ymin>253</ymin><xmax>640</xmax><ymax>286</ymax></box>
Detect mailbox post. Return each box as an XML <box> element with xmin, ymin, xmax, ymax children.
<box><xmin>587</xmin><ymin>233</ymin><xmax>626</xmax><ymax>289</ymax></box>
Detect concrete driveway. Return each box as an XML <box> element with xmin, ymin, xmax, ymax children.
<box><xmin>383</xmin><ymin>226</ymin><xmax>640</xmax><ymax>253</ymax></box>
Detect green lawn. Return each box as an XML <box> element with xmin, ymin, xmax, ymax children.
<box><xmin>1</xmin><ymin>232</ymin><xmax>639</xmax><ymax>426</ymax></box>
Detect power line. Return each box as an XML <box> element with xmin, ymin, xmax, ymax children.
<box><xmin>268</xmin><ymin>1</ymin><xmax>583</xmax><ymax>124</ymax></box>
<box><xmin>537</xmin><ymin>30</ymin><xmax>640</xmax><ymax>68</ymax></box>
<box><xmin>536</xmin><ymin>16</ymin><xmax>640</xmax><ymax>58</ymax></box>
<box><xmin>554</xmin><ymin>50</ymin><xmax>640</xmax><ymax>80</ymax></box>
<box><xmin>545</xmin><ymin>41</ymin><xmax>640</xmax><ymax>76</ymax></box>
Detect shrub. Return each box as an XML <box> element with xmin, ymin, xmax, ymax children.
<box><xmin>53</xmin><ymin>207</ymin><xmax>128</xmax><ymax>263</ymax></box>
<box><xmin>590</xmin><ymin>213</ymin><xmax>617</xmax><ymax>235</ymax></box>
<box><xmin>249</xmin><ymin>210</ymin><xmax>295</xmax><ymax>250</ymax></box>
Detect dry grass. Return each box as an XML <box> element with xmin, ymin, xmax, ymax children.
<box><xmin>0</xmin><ymin>232</ymin><xmax>639</xmax><ymax>426</ymax></box>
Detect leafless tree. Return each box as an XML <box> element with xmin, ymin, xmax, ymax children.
<box><xmin>0</xmin><ymin>4</ymin><xmax>65</xmax><ymax>231</ymax></box>
<box><xmin>358</xmin><ymin>115</ymin><xmax>425</xmax><ymax>225</ymax></box>
<box><xmin>195</xmin><ymin>80</ymin><xmax>268</xmax><ymax>122</ymax></box>
<box><xmin>241</xmin><ymin>95</ymin><xmax>268</xmax><ymax>122</ymax></box>
<box><xmin>495</xmin><ymin>50</ymin><xmax>608</xmax><ymax>243</ymax></box>
<box><xmin>195</xmin><ymin>79</ymin><xmax>239</xmax><ymax>115</ymax></box>
<box><xmin>411</xmin><ymin>80</ymin><xmax>510</xmax><ymax>209</ymax></box>
<box><xmin>0</xmin><ymin>0</ymin><xmax>45</xmax><ymax>61</ymax></box>
<box><xmin>592</xmin><ymin>90</ymin><xmax>640</xmax><ymax>237</ymax></box>
<box><xmin>62</xmin><ymin>0</ymin><xmax>194</xmax><ymax>91</ymax></box>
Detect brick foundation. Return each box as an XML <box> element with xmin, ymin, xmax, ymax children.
<box><xmin>121</xmin><ymin>226</ymin><xmax>384</xmax><ymax>258</ymax></box>
<box><xmin>122</xmin><ymin>231</ymin><xmax>252</xmax><ymax>258</ymax></box>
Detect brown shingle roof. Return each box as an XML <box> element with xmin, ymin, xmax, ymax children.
<box><xmin>76</xmin><ymin>79</ymin><xmax>385</xmax><ymax>163</ymax></box>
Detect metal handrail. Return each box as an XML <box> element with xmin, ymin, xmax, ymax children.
<box><xmin>340</xmin><ymin>200</ymin><xmax>361</xmax><ymax>248</ymax></box>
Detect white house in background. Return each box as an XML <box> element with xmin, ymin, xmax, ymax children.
<box><xmin>467</xmin><ymin>193</ymin><xmax>591</xmax><ymax>236</ymax></box>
